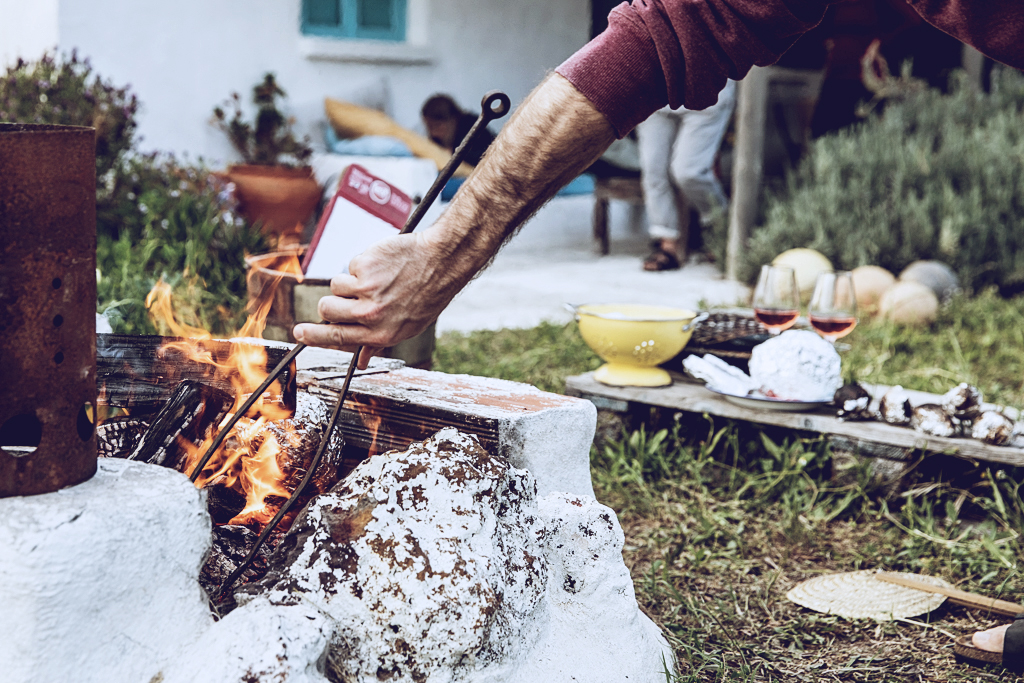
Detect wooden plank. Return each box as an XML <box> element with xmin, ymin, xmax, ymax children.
<box><xmin>303</xmin><ymin>380</ymin><xmax>501</xmax><ymax>456</ymax></box>
<box><xmin>292</xmin><ymin>347</ymin><xmax>500</xmax><ymax>455</ymax></box>
<box><xmin>566</xmin><ymin>372</ymin><xmax>1024</xmax><ymax>467</ymax></box>
<box><xmin>97</xmin><ymin>334</ymin><xmax>297</xmax><ymax>411</ymax></box>
<box><xmin>301</xmin><ymin>370</ymin><xmax>501</xmax><ymax>456</ymax></box>
<box><xmin>962</xmin><ymin>44</ymin><xmax>986</xmax><ymax>93</ymax></box>
<box><xmin>876</xmin><ymin>573</ymin><xmax>1024</xmax><ymax>618</ymax></box>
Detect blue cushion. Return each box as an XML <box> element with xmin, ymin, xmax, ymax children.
<box><xmin>439</xmin><ymin>174</ymin><xmax>595</xmax><ymax>202</ymax></box>
<box><xmin>558</xmin><ymin>174</ymin><xmax>595</xmax><ymax>196</ymax></box>
<box><xmin>441</xmin><ymin>177</ymin><xmax>465</xmax><ymax>202</ymax></box>
<box><xmin>325</xmin><ymin>125</ymin><xmax>413</xmax><ymax>157</ymax></box>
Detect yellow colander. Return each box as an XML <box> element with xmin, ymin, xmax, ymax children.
<box><xmin>569</xmin><ymin>304</ymin><xmax>707</xmax><ymax>387</ymax></box>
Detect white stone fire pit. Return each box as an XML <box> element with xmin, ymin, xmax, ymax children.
<box><xmin>0</xmin><ymin>367</ymin><xmax>671</xmax><ymax>683</ymax></box>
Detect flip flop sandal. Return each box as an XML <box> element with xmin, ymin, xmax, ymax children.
<box><xmin>642</xmin><ymin>246</ymin><xmax>681</xmax><ymax>272</ymax></box>
<box><xmin>954</xmin><ymin>613</ymin><xmax>1024</xmax><ymax>673</ymax></box>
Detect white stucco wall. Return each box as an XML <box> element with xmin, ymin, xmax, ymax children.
<box><xmin>0</xmin><ymin>0</ymin><xmax>59</xmax><ymax>68</ymax></box>
<box><xmin>53</xmin><ymin>0</ymin><xmax>589</xmax><ymax>162</ymax></box>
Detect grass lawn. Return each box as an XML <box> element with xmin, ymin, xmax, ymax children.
<box><xmin>434</xmin><ymin>291</ymin><xmax>1024</xmax><ymax>681</ymax></box>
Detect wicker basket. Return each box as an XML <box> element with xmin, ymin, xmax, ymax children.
<box><xmin>689</xmin><ymin>312</ymin><xmax>766</xmax><ymax>346</ymax></box>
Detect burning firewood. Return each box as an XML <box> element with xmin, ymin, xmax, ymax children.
<box><xmin>206</xmin><ymin>394</ymin><xmax>343</xmax><ymax>532</ymax></box>
<box><xmin>205</xmin><ymin>475</ymin><xmax>248</xmax><ymax>525</ymax></box>
<box><xmin>127</xmin><ymin>380</ymin><xmax>233</xmax><ymax>468</ymax></box>
<box><xmin>97</xmin><ymin>334</ymin><xmax>297</xmax><ymax>412</ymax></box>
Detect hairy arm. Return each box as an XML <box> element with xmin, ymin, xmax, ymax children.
<box><xmin>293</xmin><ymin>74</ymin><xmax>615</xmax><ymax>365</ymax></box>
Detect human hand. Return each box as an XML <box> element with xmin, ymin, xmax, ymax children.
<box><xmin>292</xmin><ymin>229</ymin><xmax>474</xmax><ymax>369</ymax></box>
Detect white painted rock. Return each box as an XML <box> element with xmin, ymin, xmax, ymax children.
<box><xmin>160</xmin><ymin>597</ymin><xmax>333</xmax><ymax>683</ymax></box>
<box><xmin>509</xmin><ymin>493</ymin><xmax>673</xmax><ymax>683</ymax></box>
<box><xmin>0</xmin><ymin>459</ymin><xmax>213</xmax><ymax>683</ymax></box>
<box><xmin>850</xmin><ymin>265</ymin><xmax>896</xmax><ymax>313</ymax></box>
<box><xmin>879</xmin><ymin>281</ymin><xmax>939</xmax><ymax>325</ymax></box>
<box><xmin>773</xmin><ymin>248</ymin><xmax>833</xmax><ymax>298</ymax></box>
<box><xmin>749</xmin><ymin>330</ymin><xmax>842</xmax><ymax>402</ymax></box>
<box><xmin>899</xmin><ymin>260</ymin><xmax>959</xmax><ymax>302</ymax></box>
<box><xmin>246</xmin><ymin>427</ymin><xmax>672</xmax><ymax>683</ymax></box>
<box><xmin>972</xmin><ymin>411</ymin><xmax>1014</xmax><ymax>446</ymax></box>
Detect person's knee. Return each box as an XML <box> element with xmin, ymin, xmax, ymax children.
<box><xmin>672</xmin><ymin>169</ymin><xmax>713</xmax><ymax>196</ymax></box>
<box><xmin>642</xmin><ymin>173</ymin><xmax>675</xmax><ymax>196</ymax></box>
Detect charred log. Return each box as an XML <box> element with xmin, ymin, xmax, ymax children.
<box><xmin>96</xmin><ymin>416</ymin><xmax>150</xmax><ymax>459</ymax></box>
<box><xmin>244</xmin><ymin>395</ymin><xmax>344</xmax><ymax>499</ymax></box>
<box><xmin>128</xmin><ymin>380</ymin><xmax>233</xmax><ymax>468</ymax></box>
<box><xmin>205</xmin><ymin>475</ymin><xmax>248</xmax><ymax>525</ymax></box>
<box><xmin>97</xmin><ymin>334</ymin><xmax>297</xmax><ymax>411</ymax></box>
<box><xmin>200</xmin><ymin>524</ymin><xmax>272</xmax><ymax>605</ymax></box>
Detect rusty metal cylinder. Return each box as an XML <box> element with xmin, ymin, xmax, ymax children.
<box><xmin>0</xmin><ymin>123</ymin><xmax>97</xmax><ymax>496</ymax></box>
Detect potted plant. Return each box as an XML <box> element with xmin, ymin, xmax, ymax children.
<box><xmin>213</xmin><ymin>73</ymin><xmax>319</xmax><ymax>243</ymax></box>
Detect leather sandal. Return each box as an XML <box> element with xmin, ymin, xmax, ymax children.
<box><xmin>954</xmin><ymin>613</ymin><xmax>1024</xmax><ymax>672</ymax></box>
<box><xmin>642</xmin><ymin>245</ymin><xmax>681</xmax><ymax>272</ymax></box>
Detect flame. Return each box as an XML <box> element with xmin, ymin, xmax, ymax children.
<box><xmin>145</xmin><ymin>280</ymin><xmax>210</xmax><ymax>339</ymax></box>
<box><xmin>360</xmin><ymin>397</ymin><xmax>385</xmax><ymax>457</ymax></box>
<box><xmin>139</xmin><ymin>253</ymin><xmax>307</xmax><ymax>531</ymax></box>
<box><xmin>229</xmin><ymin>429</ymin><xmax>288</xmax><ymax>526</ymax></box>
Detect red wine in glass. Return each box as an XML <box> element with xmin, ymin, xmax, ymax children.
<box><xmin>754</xmin><ymin>308</ymin><xmax>799</xmax><ymax>333</ymax></box>
<box><xmin>809</xmin><ymin>315</ymin><xmax>857</xmax><ymax>340</ymax></box>
<box><xmin>809</xmin><ymin>271</ymin><xmax>858</xmax><ymax>342</ymax></box>
<box><xmin>752</xmin><ymin>265</ymin><xmax>800</xmax><ymax>336</ymax></box>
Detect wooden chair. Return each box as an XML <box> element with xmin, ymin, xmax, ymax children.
<box><xmin>592</xmin><ymin>176</ymin><xmax>644</xmax><ymax>255</ymax></box>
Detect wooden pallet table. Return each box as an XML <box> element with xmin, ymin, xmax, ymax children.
<box><xmin>566</xmin><ymin>372</ymin><xmax>1024</xmax><ymax>468</ymax></box>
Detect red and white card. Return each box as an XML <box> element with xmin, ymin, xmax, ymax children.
<box><xmin>302</xmin><ymin>164</ymin><xmax>412</xmax><ymax>279</ymax></box>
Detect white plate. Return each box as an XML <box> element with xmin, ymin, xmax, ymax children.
<box><xmin>705</xmin><ymin>386</ymin><xmax>830</xmax><ymax>413</ymax></box>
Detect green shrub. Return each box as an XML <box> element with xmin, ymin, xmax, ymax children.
<box><xmin>734</xmin><ymin>69</ymin><xmax>1024</xmax><ymax>292</ymax></box>
<box><xmin>97</xmin><ymin>156</ymin><xmax>268</xmax><ymax>335</ymax></box>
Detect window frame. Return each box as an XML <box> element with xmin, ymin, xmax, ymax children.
<box><xmin>301</xmin><ymin>0</ymin><xmax>408</xmax><ymax>43</ymax></box>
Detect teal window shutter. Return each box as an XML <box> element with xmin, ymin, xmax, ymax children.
<box><xmin>302</xmin><ymin>0</ymin><xmax>406</xmax><ymax>42</ymax></box>
<box><xmin>303</xmin><ymin>0</ymin><xmax>343</xmax><ymax>35</ymax></box>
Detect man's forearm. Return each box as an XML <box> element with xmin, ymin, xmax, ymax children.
<box><xmin>293</xmin><ymin>74</ymin><xmax>616</xmax><ymax>359</ymax></box>
<box><xmin>421</xmin><ymin>73</ymin><xmax>616</xmax><ymax>280</ymax></box>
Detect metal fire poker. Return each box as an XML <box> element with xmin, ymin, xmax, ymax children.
<box><xmin>208</xmin><ymin>91</ymin><xmax>511</xmax><ymax>600</ymax></box>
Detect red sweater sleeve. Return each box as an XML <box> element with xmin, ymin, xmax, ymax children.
<box><xmin>557</xmin><ymin>0</ymin><xmax>1024</xmax><ymax>138</ymax></box>
<box><xmin>556</xmin><ymin>0</ymin><xmax>830</xmax><ymax>137</ymax></box>
<box><xmin>905</xmin><ymin>0</ymin><xmax>1024</xmax><ymax>70</ymax></box>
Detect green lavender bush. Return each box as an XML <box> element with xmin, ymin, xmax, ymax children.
<box><xmin>730</xmin><ymin>68</ymin><xmax>1024</xmax><ymax>293</ymax></box>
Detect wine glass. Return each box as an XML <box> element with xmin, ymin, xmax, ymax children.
<box><xmin>752</xmin><ymin>265</ymin><xmax>800</xmax><ymax>335</ymax></box>
<box><xmin>809</xmin><ymin>271</ymin><xmax>858</xmax><ymax>342</ymax></box>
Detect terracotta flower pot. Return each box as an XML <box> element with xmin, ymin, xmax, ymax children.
<box><xmin>226</xmin><ymin>164</ymin><xmax>321</xmax><ymax>243</ymax></box>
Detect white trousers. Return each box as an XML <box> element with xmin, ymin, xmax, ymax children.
<box><xmin>637</xmin><ymin>79</ymin><xmax>736</xmax><ymax>241</ymax></box>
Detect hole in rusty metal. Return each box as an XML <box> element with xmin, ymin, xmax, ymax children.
<box><xmin>53</xmin><ymin>351</ymin><xmax>64</xmax><ymax>364</ymax></box>
<box><xmin>52</xmin><ymin>277</ymin><xmax>62</xmax><ymax>289</ymax></box>
<box><xmin>0</xmin><ymin>413</ymin><xmax>42</xmax><ymax>456</ymax></box>
<box><xmin>53</xmin><ymin>314</ymin><xmax>64</xmax><ymax>327</ymax></box>
<box><xmin>77</xmin><ymin>403</ymin><xmax>95</xmax><ymax>442</ymax></box>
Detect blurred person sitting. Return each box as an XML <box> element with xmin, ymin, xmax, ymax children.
<box><xmin>421</xmin><ymin>94</ymin><xmax>495</xmax><ymax>167</ymax></box>
<box><xmin>637</xmin><ymin>80</ymin><xmax>736</xmax><ymax>271</ymax></box>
